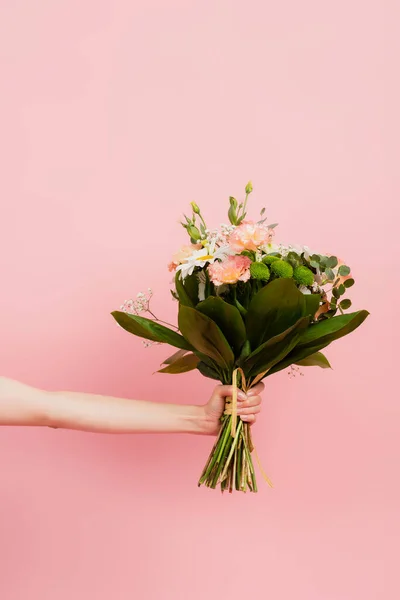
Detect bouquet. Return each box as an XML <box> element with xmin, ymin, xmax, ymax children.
<box><xmin>112</xmin><ymin>183</ymin><xmax>368</xmax><ymax>493</ymax></box>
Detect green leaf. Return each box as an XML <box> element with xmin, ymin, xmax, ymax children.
<box><xmin>245</xmin><ymin>279</ymin><xmax>306</xmax><ymax>348</ymax></box>
<box><xmin>178</xmin><ymin>305</ymin><xmax>234</xmax><ymax>370</ymax></box>
<box><xmin>162</xmin><ymin>349</ymin><xmax>188</xmax><ymax>365</ymax></box>
<box><xmin>244</xmin><ymin>316</ymin><xmax>310</xmax><ymax>377</ymax></box>
<box><xmin>183</xmin><ymin>272</ymin><xmax>199</xmax><ymax>305</ymax></box>
<box><xmin>196</xmin><ymin>361</ymin><xmax>221</xmax><ymax>381</ymax></box>
<box><xmin>339</xmin><ymin>299</ymin><xmax>352</xmax><ymax>310</ymax></box>
<box><xmin>298</xmin><ymin>310</ymin><xmax>369</xmax><ymax>349</ymax></box>
<box><xmin>286</xmin><ymin>251</ymin><xmax>302</xmax><ymax>268</ymax></box>
<box><xmin>344</xmin><ymin>278</ymin><xmax>355</xmax><ymax>288</ymax></box>
<box><xmin>325</xmin><ymin>268</ymin><xmax>335</xmax><ymax>281</ymax></box>
<box><xmin>338</xmin><ymin>265</ymin><xmax>351</xmax><ymax>277</ymax></box>
<box><xmin>238</xmin><ymin>339</ymin><xmax>251</xmax><ymax>363</ymax></box>
<box><xmin>158</xmin><ymin>353</ymin><xmax>199</xmax><ymax>374</ymax></box>
<box><xmin>111</xmin><ymin>311</ymin><xmax>193</xmax><ymax>350</ymax></box>
<box><xmin>326</xmin><ymin>256</ymin><xmax>338</xmax><ymax>268</ymax></box>
<box><xmin>175</xmin><ymin>272</ymin><xmax>194</xmax><ymax>307</ymax></box>
<box><xmin>295</xmin><ymin>352</ymin><xmax>331</xmax><ymax>369</ymax></box>
<box><xmin>332</xmin><ymin>287</ymin><xmax>341</xmax><ymax>299</ymax></box>
<box><xmin>304</xmin><ymin>294</ymin><xmax>321</xmax><ymax>318</ymax></box>
<box><xmin>196</xmin><ymin>296</ymin><xmax>246</xmax><ymax>356</ymax></box>
<box><xmin>267</xmin><ymin>310</ymin><xmax>369</xmax><ymax>376</ymax></box>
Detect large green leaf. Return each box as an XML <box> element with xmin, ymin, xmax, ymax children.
<box><xmin>296</xmin><ymin>310</ymin><xmax>369</xmax><ymax>349</ymax></box>
<box><xmin>178</xmin><ymin>304</ymin><xmax>234</xmax><ymax>371</ymax></box>
<box><xmin>196</xmin><ymin>361</ymin><xmax>222</xmax><ymax>382</ymax></box>
<box><xmin>158</xmin><ymin>353</ymin><xmax>199</xmax><ymax>374</ymax></box>
<box><xmin>175</xmin><ymin>272</ymin><xmax>195</xmax><ymax>307</ymax></box>
<box><xmin>161</xmin><ymin>349</ymin><xmax>188</xmax><ymax>365</ymax></box>
<box><xmin>244</xmin><ymin>316</ymin><xmax>309</xmax><ymax>377</ymax></box>
<box><xmin>245</xmin><ymin>279</ymin><xmax>306</xmax><ymax>348</ymax></box>
<box><xmin>296</xmin><ymin>352</ymin><xmax>331</xmax><ymax>369</ymax></box>
<box><xmin>196</xmin><ymin>297</ymin><xmax>246</xmax><ymax>356</ymax></box>
<box><xmin>268</xmin><ymin>309</ymin><xmax>369</xmax><ymax>375</ymax></box>
<box><xmin>183</xmin><ymin>272</ymin><xmax>199</xmax><ymax>305</ymax></box>
<box><xmin>111</xmin><ymin>311</ymin><xmax>193</xmax><ymax>350</ymax></box>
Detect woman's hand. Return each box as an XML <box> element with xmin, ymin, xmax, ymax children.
<box><xmin>201</xmin><ymin>382</ymin><xmax>264</xmax><ymax>436</ymax></box>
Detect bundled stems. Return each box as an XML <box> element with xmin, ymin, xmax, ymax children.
<box><xmin>198</xmin><ymin>413</ymin><xmax>258</xmax><ymax>493</ymax></box>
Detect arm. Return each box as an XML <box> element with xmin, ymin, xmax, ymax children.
<box><xmin>0</xmin><ymin>376</ymin><xmax>263</xmax><ymax>436</ymax></box>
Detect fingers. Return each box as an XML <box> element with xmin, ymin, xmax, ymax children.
<box><xmin>213</xmin><ymin>383</ymin><xmax>264</xmax><ymax>425</ymax></box>
<box><xmin>214</xmin><ymin>385</ymin><xmax>247</xmax><ymax>402</ymax></box>
<box><xmin>237</xmin><ymin>401</ymin><xmax>261</xmax><ymax>416</ymax></box>
<box><xmin>246</xmin><ymin>382</ymin><xmax>265</xmax><ymax>396</ymax></box>
<box><xmin>240</xmin><ymin>413</ymin><xmax>257</xmax><ymax>424</ymax></box>
<box><xmin>214</xmin><ymin>381</ymin><xmax>264</xmax><ymax>400</ymax></box>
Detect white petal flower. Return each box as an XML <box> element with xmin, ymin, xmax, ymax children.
<box><xmin>176</xmin><ymin>243</ymin><xmax>234</xmax><ymax>279</ymax></box>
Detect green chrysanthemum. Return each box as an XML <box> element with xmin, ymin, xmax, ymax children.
<box><xmin>293</xmin><ymin>266</ymin><xmax>314</xmax><ymax>287</ymax></box>
<box><xmin>262</xmin><ymin>254</ymin><xmax>280</xmax><ymax>265</ymax></box>
<box><xmin>271</xmin><ymin>259</ymin><xmax>293</xmax><ymax>279</ymax></box>
<box><xmin>250</xmin><ymin>262</ymin><xmax>271</xmax><ymax>282</ymax></box>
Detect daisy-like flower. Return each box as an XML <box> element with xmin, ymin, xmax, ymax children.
<box><xmin>175</xmin><ymin>241</ymin><xmax>233</xmax><ymax>279</ymax></box>
<box><xmin>168</xmin><ymin>243</ymin><xmax>202</xmax><ymax>272</ymax></box>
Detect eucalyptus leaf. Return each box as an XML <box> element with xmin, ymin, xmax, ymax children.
<box><xmin>339</xmin><ymin>299</ymin><xmax>352</xmax><ymax>310</ymax></box>
<box><xmin>326</xmin><ymin>256</ymin><xmax>338</xmax><ymax>268</ymax></box>
<box><xmin>344</xmin><ymin>278</ymin><xmax>355</xmax><ymax>288</ymax></box>
<box><xmin>338</xmin><ymin>265</ymin><xmax>351</xmax><ymax>277</ymax></box>
<box><xmin>325</xmin><ymin>268</ymin><xmax>335</xmax><ymax>281</ymax></box>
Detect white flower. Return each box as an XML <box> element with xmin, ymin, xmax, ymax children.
<box><xmin>299</xmin><ymin>285</ymin><xmax>312</xmax><ymax>295</ymax></box>
<box><xmin>176</xmin><ymin>241</ymin><xmax>233</xmax><ymax>279</ymax></box>
<box><xmin>261</xmin><ymin>241</ymin><xmax>280</xmax><ymax>254</ymax></box>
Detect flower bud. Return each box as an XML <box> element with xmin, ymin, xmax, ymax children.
<box><xmin>190</xmin><ymin>201</ymin><xmax>200</xmax><ymax>214</ymax></box>
<box><xmin>187</xmin><ymin>225</ymin><xmax>201</xmax><ymax>241</ymax></box>
<box><xmin>245</xmin><ymin>181</ymin><xmax>253</xmax><ymax>194</ymax></box>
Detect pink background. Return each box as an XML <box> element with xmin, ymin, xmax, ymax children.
<box><xmin>0</xmin><ymin>2</ymin><xmax>398</xmax><ymax>599</ymax></box>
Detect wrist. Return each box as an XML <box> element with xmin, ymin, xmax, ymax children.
<box><xmin>181</xmin><ymin>405</ymin><xmax>218</xmax><ymax>435</ymax></box>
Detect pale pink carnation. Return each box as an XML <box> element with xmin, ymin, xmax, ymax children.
<box><xmin>168</xmin><ymin>243</ymin><xmax>202</xmax><ymax>272</ymax></box>
<box><xmin>229</xmin><ymin>221</ymin><xmax>270</xmax><ymax>252</ymax></box>
<box><xmin>208</xmin><ymin>255</ymin><xmax>251</xmax><ymax>286</ymax></box>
